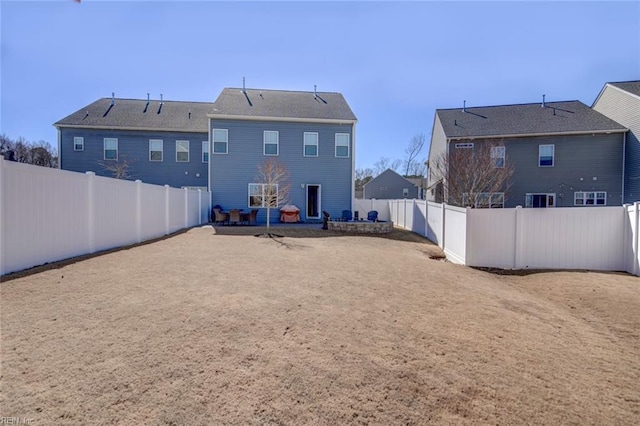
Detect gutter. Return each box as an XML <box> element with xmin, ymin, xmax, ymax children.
<box><xmin>206</xmin><ymin>114</ymin><xmax>357</xmax><ymax>125</ymax></box>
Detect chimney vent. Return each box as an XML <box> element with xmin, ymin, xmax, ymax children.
<box><xmin>314</xmin><ymin>84</ymin><xmax>317</xmax><ymax>99</ymax></box>
<box><xmin>111</xmin><ymin>92</ymin><xmax>115</xmax><ymax>106</ymax></box>
<box><xmin>188</xmin><ymin>109</ymin><xmax>191</xmax><ymax>119</ymax></box>
<box><xmin>160</xmin><ymin>93</ymin><xmax>163</xmax><ymax>104</ymax></box>
<box><xmin>242</xmin><ymin>77</ymin><xmax>246</xmax><ymax>94</ymax></box>
<box><xmin>542</xmin><ymin>94</ymin><xmax>546</xmax><ymax>108</ymax></box>
<box><xmin>462</xmin><ymin>100</ymin><xmax>466</xmax><ymax>113</ymax></box>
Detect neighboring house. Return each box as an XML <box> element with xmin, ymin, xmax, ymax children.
<box><xmin>55</xmin><ymin>95</ymin><xmax>212</xmax><ymax>189</ymax></box>
<box><xmin>592</xmin><ymin>80</ymin><xmax>640</xmax><ymax>204</ymax></box>
<box><xmin>363</xmin><ymin>169</ymin><xmax>420</xmax><ymax>199</ymax></box>
<box><xmin>426</xmin><ymin>100</ymin><xmax>627</xmax><ymax>208</ymax></box>
<box><xmin>208</xmin><ymin>87</ymin><xmax>357</xmax><ymax>223</ymax></box>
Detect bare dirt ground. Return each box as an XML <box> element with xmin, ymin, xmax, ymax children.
<box><xmin>1</xmin><ymin>225</ymin><xmax>639</xmax><ymax>425</ymax></box>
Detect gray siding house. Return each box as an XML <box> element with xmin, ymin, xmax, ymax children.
<box><xmin>592</xmin><ymin>81</ymin><xmax>640</xmax><ymax>204</ymax></box>
<box><xmin>208</xmin><ymin>88</ymin><xmax>357</xmax><ymax>224</ymax></box>
<box><xmin>363</xmin><ymin>169</ymin><xmax>420</xmax><ymax>199</ymax></box>
<box><xmin>55</xmin><ymin>96</ymin><xmax>212</xmax><ymax>189</ymax></box>
<box><xmin>426</xmin><ymin>100</ymin><xmax>627</xmax><ymax>208</ymax></box>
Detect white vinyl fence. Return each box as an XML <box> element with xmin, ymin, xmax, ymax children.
<box><xmin>0</xmin><ymin>158</ymin><xmax>210</xmax><ymax>275</ymax></box>
<box><xmin>387</xmin><ymin>198</ymin><xmax>640</xmax><ymax>276</ymax></box>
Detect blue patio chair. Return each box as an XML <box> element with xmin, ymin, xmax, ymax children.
<box><xmin>367</xmin><ymin>210</ymin><xmax>378</xmax><ymax>221</ymax></box>
<box><xmin>341</xmin><ymin>210</ymin><xmax>353</xmax><ymax>222</ymax></box>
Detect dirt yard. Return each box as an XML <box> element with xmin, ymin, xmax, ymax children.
<box><xmin>1</xmin><ymin>225</ymin><xmax>638</xmax><ymax>425</ymax></box>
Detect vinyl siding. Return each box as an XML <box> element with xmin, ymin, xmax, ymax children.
<box><xmin>426</xmin><ymin>114</ymin><xmax>448</xmax><ymax>200</ymax></box>
<box><xmin>453</xmin><ymin>133</ymin><xmax>624</xmax><ymax>208</ymax></box>
<box><xmin>593</xmin><ymin>85</ymin><xmax>639</xmax><ymax>203</ymax></box>
<box><xmin>59</xmin><ymin>128</ymin><xmax>209</xmax><ymax>188</ymax></box>
<box><xmin>363</xmin><ymin>169</ymin><xmax>418</xmax><ymax>199</ymax></box>
<box><xmin>209</xmin><ymin>119</ymin><xmax>353</xmax><ymax>223</ymax></box>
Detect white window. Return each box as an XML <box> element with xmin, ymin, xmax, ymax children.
<box><xmin>525</xmin><ymin>193</ymin><xmax>555</xmax><ymax>208</ymax></box>
<box><xmin>264</xmin><ymin>131</ymin><xmax>279</xmax><ymax>156</ymax></box>
<box><xmin>462</xmin><ymin>192</ymin><xmax>504</xmax><ymax>208</ymax></box>
<box><xmin>73</xmin><ymin>137</ymin><xmax>84</xmax><ymax>151</ymax></box>
<box><xmin>491</xmin><ymin>146</ymin><xmax>505</xmax><ymax>168</ymax></box>
<box><xmin>335</xmin><ymin>133</ymin><xmax>350</xmax><ymax>158</ymax></box>
<box><xmin>539</xmin><ymin>144</ymin><xmax>554</xmax><ymax>167</ymax></box>
<box><xmin>202</xmin><ymin>141</ymin><xmax>209</xmax><ymax>163</ymax></box>
<box><xmin>149</xmin><ymin>139</ymin><xmax>163</xmax><ymax>162</ymax></box>
<box><xmin>176</xmin><ymin>140</ymin><xmax>189</xmax><ymax>162</ymax></box>
<box><xmin>248</xmin><ymin>183</ymin><xmax>278</xmax><ymax>208</ymax></box>
<box><xmin>574</xmin><ymin>191</ymin><xmax>606</xmax><ymax>206</ymax></box>
<box><xmin>304</xmin><ymin>132</ymin><xmax>318</xmax><ymax>157</ymax></box>
<box><xmin>213</xmin><ymin>129</ymin><xmax>228</xmax><ymax>154</ymax></box>
<box><xmin>104</xmin><ymin>138</ymin><xmax>118</xmax><ymax>160</ymax></box>
<box><xmin>455</xmin><ymin>143</ymin><xmax>474</xmax><ymax>149</ymax></box>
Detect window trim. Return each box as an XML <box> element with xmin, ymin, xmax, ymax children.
<box><xmin>462</xmin><ymin>192</ymin><xmax>505</xmax><ymax>208</ymax></box>
<box><xmin>73</xmin><ymin>136</ymin><xmax>84</xmax><ymax>151</ymax></box>
<box><xmin>525</xmin><ymin>193</ymin><xmax>556</xmax><ymax>208</ymax></box>
<box><xmin>491</xmin><ymin>146</ymin><xmax>505</xmax><ymax>168</ymax></box>
<box><xmin>538</xmin><ymin>144</ymin><xmax>554</xmax><ymax>167</ymax></box>
<box><xmin>248</xmin><ymin>183</ymin><xmax>279</xmax><ymax>208</ymax></box>
<box><xmin>303</xmin><ymin>132</ymin><xmax>319</xmax><ymax>157</ymax></box>
<box><xmin>202</xmin><ymin>141</ymin><xmax>209</xmax><ymax>163</ymax></box>
<box><xmin>149</xmin><ymin>139</ymin><xmax>163</xmax><ymax>162</ymax></box>
<box><xmin>176</xmin><ymin>140</ymin><xmax>190</xmax><ymax>163</ymax></box>
<box><xmin>212</xmin><ymin>129</ymin><xmax>228</xmax><ymax>155</ymax></box>
<box><xmin>104</xmin><ymin>138</ymin><xmax>118</xmax><ymax>160</ymax></box>
<box><xmin>335</xmin><ymin>133</ymin><xmax>350</xmax><ymax>158</ymax></box>
<box><xmin>263</xmin><ymin>130</ymin><xmax>279</xmax><ymax>156</ymax></box>
<box><xmin>455</xmin><ymin>143</ymin><xmax>474</xmax><ymax>149</ymax></box>
<box><xmin>574</xmin><ymin>191</ymin><xmax>606</xmax><ymax>206</ymax></box>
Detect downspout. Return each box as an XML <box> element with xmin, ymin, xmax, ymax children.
<box><xmin>57</xmin><ymin>127</ymin><xmax>62</xmax><ymax>169</ymax></box>
<box><xmin>207</xmin><ymin>120</ymin><xmax>212</xmax><ymax>217</ymax></box>
<box><xmin>351</xmin><ymin>121</ymin><xmax>357</xmax><ymax>215</ymax></box>
<box><xmin>622</xmin><ymin>132</ymin><xmax>627</xmax><ymax>204</ymax></box>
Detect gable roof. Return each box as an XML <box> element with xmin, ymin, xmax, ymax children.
<box><xmin>363</xmin><ymin>169</ymin><xmax>416</xmax><ymax>189</ymax></box>
<box><xmin>54</xmin><ymin>98</ymin><xmax>214</xmax><ymax>132</ymax></box>
<box><xmin>608</xmin><ymin>81</ymin><xmax>640</xmax><ymax>97</ymax></box>
<box><xmin>436</xmin><ymin>100</ymin><xmax>626</xmax><ymax>140</ymax></box>
<box><xmin>208</xmin><ymin>88</ymin><xmax>357</xmax><ymax>122</ymax></box>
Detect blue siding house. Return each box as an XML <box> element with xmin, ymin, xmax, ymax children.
<box><xmin>55</xmin><ymin>96</ymin><xmax>212</xmax><ymax>189</ymax></box>
<box><xmin>208</xmin><ymin>87</ymin><xmax>357</xmax><ymax>224</ymax></box>
<box><xmin>427</xmin><ymin>99</ymin><xmax>627</xmax><ymax>208</ymax></box>
<box><xmin>55</xmin><ymin>87</ymin><xmax>357</xmax><ymax>223</ymax></box>
<box><xmin>363</xmin><ymin>169</ymin><xmax>420</xmax><ymax>199</ymax></box>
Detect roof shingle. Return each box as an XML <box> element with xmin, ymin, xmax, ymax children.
<box><xmin>55</xmin><ymin>98</ymin><xmax>214</xmax><ymax>132</ymax></box>
<box><xmin>609</xmin><ymin>81</ymin><xmax>640</xmax><ymax>97</ymax></box>
<box><xmin>437</xmin><ymin>100</ymin><xmax>626</xmax><ymax>139</ymax></box>
<box><xmin>209</xmin><ymin>88</ymin><xmax>357</xmax><ymax>122</ymax></box>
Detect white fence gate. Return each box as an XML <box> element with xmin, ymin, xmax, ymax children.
<box><xmin>0</xmin><ymin>158</ymin><xmax>210</xmax><ymax>275</ymax></box>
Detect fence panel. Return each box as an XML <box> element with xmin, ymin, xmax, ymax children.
<box><xmin>443</xmin><ymin>205</ymin><xmax>467</xmax><ymax>264</ymax></box>
<box><xmin>139</xmin><ymin>183</ymin><xmax>166</xmax><ymax>241</ymax></box>
<box><xmin>167</xmin><ymin>187</ymin><xmax>186</xmax><ymax>234</ymax></box>
<box><xmin>93</xmin><ymin>175</ymin><xmax>138</xmax><ymax>252</ymax></box>
<box><xmin>2</xmin><ymin>161</ymin><xmax>90</xmax><ymax>274</ymax></box>
<box><xmin>518</xmin><ymin>207</ymin><xmax>625</xmax><ymax>271</ymax></box>
<box><xmin>413</xmin><ymin>200</ymin><xmax>427</xmax><ymax>237</ymax></box>
<box><xmin>466</xmin><ymin>208</ymin><xmax>517</xmax><ymax>269</ymax></box>
<box><xmin>353</xmin><ymin>199</ymin><xmax>391</xmax><ymax>222</ymax></box>
<box><xmin>426</xmin><ymin>201</ymin><xmax>443</xmax><ymax>246</ymax></box>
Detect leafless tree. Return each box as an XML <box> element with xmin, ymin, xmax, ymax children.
<box><xmin>373</xmin><ymin>157</ymin><xmax>402</xmax><ymax>175</ymax></box>
<box><xmin>253</xmin><ymin>158</ymin><xmax>291</xmax><ymax>233</ymax></box>
<box><xmin>355</xmin><ymin>167</ymin><xmax>374</xmax><ymax>192</ymax></box>
<box><xmin>99</xmin><ymin>157</ymin><xmax>134</xmax><ymax>180</ymax></box>
<box><xmin>430</xmin><ymin>141</ymin><xmax>514</xmax><ymax>208</ymax></box>
<box><xmin>403</xmin><ymin>133</ymin><xmax>426</xmax><ymax>176</ymax></box>
<box><xmin>1</xmin><ymin>134</ymin><xmax>58</xmax><ymax>167</ymax></box>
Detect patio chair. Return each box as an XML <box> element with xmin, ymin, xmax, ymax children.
<box><xmin>322</xmin><ymin>210</ymin><xmax>331</xmax><ymax>230</ymax></box>
<box><xmin>367</xmin><ymin>210</ymin><xmax>379</xmax><ymax>221</ymax></box>
<box><xmin>213</xmin><ymin>208</ymin><xmax>229</xmax><ymax>226</ymax></box>
<box><xmin>228</xmin><ymin>209</ymin><xmax>241</xmax><ymax>225</ymax></box>
<box><xmin>341</xmin><ymin>210</ymin><xmax>353</xmax><ymax>222</ymax></box>
<box><xmin>248</xmin><ymin>209</ymin><xmax>259</xmax><ymax>225</ymax></box>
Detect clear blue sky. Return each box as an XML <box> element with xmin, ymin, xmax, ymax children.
<box><xmin>1</xmin><ymin>1</ymin><xmax>639</xmax><ymax>170</ymax></box>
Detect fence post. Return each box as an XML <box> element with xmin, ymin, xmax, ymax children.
<box><xmin>0</xmin><ymin>158</ymin><xmax>5</xmax><ymax>276</ymax></box>
<box><xmin>423</xmin><ymin>200</ymin><xmax>428</xmax><ymax>238</ymax></box>
<box><xmin>198</xmin><ymin>189</ymin><xmax>202</xmax><ymax>225</ymax></box>
<box><xmin>136</xmin><ymin>180</ymin><xmax>142</xmax><ymax>243</ymax></box>
<box><xmin>514</xmin><ymin>206</ymin><xmax>522</xmax><ymax>269</ymax></box>
<box><xmin>632</xmin><ymin>201</ymin><xmax>640</xmax><ymax>275</ymax></box>
<box><xmin>184</xmin><ymin>188</ymin><xmax>189</xmax><ymax>229</ymax></box>
<box><xmin>440</xmin><ymin>203</ymin><xmax>445</xmax><ymax>249</ymax></box>
<box><xmin>86</xmin><ymin>171</ymin><xmax>96</xmax><ymax>254</ymax></box>
<box><xmin>165</xmin><ymin>185</ymin><xmax>170</xmax><ymax>235</ymax></box>
<box><xmin>403</xmin><ymin>199</ymin><xmax>407</xmax><ymax>229</ymax></box>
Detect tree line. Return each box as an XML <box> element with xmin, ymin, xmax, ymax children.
<box><xmin>0</xmin><ymin>134</ymin><xmax>58</xmax><ymax>168</ymax></box>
